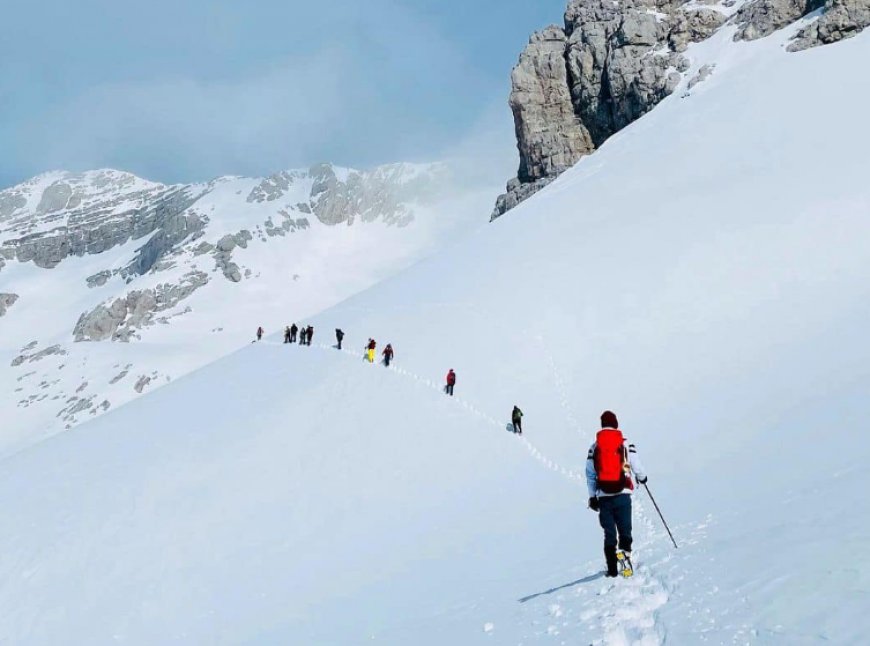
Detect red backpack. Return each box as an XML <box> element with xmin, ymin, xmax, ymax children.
<box><xmin>594</xmin><ymin>429</ymin><xmax>633</xmax><ymax>494</ymax></box>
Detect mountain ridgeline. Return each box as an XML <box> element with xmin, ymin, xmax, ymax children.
<box><xmin>492</xmin><ymin>0</ymin><xmax>870</xmax><ymax>219</ymax></box>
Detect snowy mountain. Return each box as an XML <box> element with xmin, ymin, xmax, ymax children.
<box><xmin>1</xmin><ymin>16</ymin><xmax>868</xmax><ymax>645</ymax></box>
<box><xmin>0</xmin><ymin>162</ymin><xmax>496</xmax><ymax>456</ymax></box>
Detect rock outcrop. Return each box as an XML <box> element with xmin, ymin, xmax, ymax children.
<box><xmin>733</xmin><ymin>0</ymin><xmax>823</xmax><ymax>41</ymax></box>
<box><xmin>493</xmin><ymin>0</ymin><xmax>725</xmax><ymax>219</ymax></box>
<box><xmin>511</xmin><ymin>26</ymin><xmax>594</xmax><ymax>186</ymax></box>
<box><xmin>789</xmin><ymin>0</ymin><xmax>870</xmax><ymax>49</ymax></box>
<box><xmin>73</xmin><ymin>271</ymin><xmax>209</xmax><ymax>342</ymax></box>
<box><xmin>0</xmin><ymin>172</ymin><xmax>199</xmax><ymax>270</ymax></box>
<box><xmin>213</xmin><ymin>231</ymin><xmax>252</xmax><ymax>283</ymax></box>
<box><xmin>308</xmin><ymin>164</ymin><xmax>417</xmax><ymax>227</ymax></box>
<box><xmin>494</xmin><ymin>0</ymin><xmax>861</xmax><ymax>219</ymax></box>
<box><xmin>0</xmin><ymin>292</ymin><xmax>18</xmax><ymax>316</ymax></box>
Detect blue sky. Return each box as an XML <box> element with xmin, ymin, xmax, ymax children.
<box><xmin>0</xmin><ymin>0</ymin><xmax>566</xmax><ymax>189</ymax></box>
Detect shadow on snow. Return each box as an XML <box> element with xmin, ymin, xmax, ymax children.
<box><xmin>518</xmin><ymin>572</ymin><xmax>605</xmax><ymax>603</ymax></box>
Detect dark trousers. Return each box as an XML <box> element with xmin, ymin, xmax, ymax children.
<box><xmin>512</xmin><ymin>419</ymin><xmax>522</xmax><ymax>433</ymax></box>
<box><xmin>384</xmin><ymin>355</ymin><xmax>391</xmax><ymax>366</ymax></box>
<box><xmin>598</xmin><ymin>494</ymin><xmax>633</xmax><ymax>570</ymax></box>
<box><xmin>445</xmin><ymin>384</ymin><xmax>454</xmax><ymax>396</ymax></box>
<box><xmin>337</xmin><ymin>339</ymin><xmax>342</xmax><ymax>349</ymax></box>
<box><xmin>290</xmin><ymin>332</ymin><xmax>297</xmax><ymax>343</ymax></box>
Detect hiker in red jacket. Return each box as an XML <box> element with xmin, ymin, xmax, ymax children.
<box><xmin>445</xmin><ymin>369</ymin><xmax>456</xmax><ymax>396</ymax></box>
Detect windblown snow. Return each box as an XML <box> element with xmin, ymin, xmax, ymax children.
<box><xmin>1</xmin><ymin>27</ymin><xmax>869</xmax><ymax>646</ymax></box>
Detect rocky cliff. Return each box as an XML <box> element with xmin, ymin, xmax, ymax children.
<box><xmin>493</xmin><ymin>0</ymin><xmax>869</xmax><ymax>219</ymax></box>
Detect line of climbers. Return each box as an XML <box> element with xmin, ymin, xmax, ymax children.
<box><xmin>257</xmin><ymin>327</ymin><xmax>653</xmax><ymax>578</ymax></box>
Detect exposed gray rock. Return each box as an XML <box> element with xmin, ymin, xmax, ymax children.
<box><xmin>134</xmin><ymin>375</ymin><xmax>152</xmax><ymax>393</ymax></box>
<box><xmin>789</xmin><ymin>0</ymin><xmax>870</xmax><ymax>49</ymax></box>
<box><xmin>686</xmin><ymin>64</ymin><xmax>717</xmax><ymax>92</ymax></box>
<box><xmin>0</xmin><ymin>292</ymin><xmax>19</xmax><ymax>316</ymax></box>
<box><xmin>86</xmin><ymin>270</ymin><xmax>112</xmax><ymax>288</ymax></box>
<box><xmin>265</xmin><ymin>212</ymin><xmax>311</xmax><ymax>237</ymax></box>
<box><xmin>733</xmin><ymin>0</ymin><xmax>824</xmax><ymax>40</ymax></box>
<box><xmin>510</xmin><ymin>27</ymin><xmax>595</xmax><ymax>186</ymax></box>
<box><xmin>109</xmin><ymin>369</ymin><xmax>129</xmax><ymax>384</ymax></box>
<box><xmin>74</xmin><ymin>271</ymin><xmax>209</xmax><ymax>341</ymax></box>
<box><xmin>494</xmin><ymin>0</ymin><xmax>701</xmax><ymax>219</ymax></box>
<box><xmin>123</xmin><ymin>210</ymin><xmax>205</xmax><ymax>277</ymax></box>
<box><xmin>563</xmin><ymin>0</ymin><xmax>687</xmax><ymax>144</ymax></box>
<box><xmin>37</xmin><ymin>182</ymin><xmax>73</xmax><ymax>213</ymax></box>
<box><xmin>212</xmin><ymin>231</ymin><xmax>252</xmax><ymax>281</ymax></box>
<box><xmin>60</xmin><ymin>396</ymin><xmax>94</xmax><ymax>418</ymax></box>
<box><xmin>494</xmin><ymin>0</ymin><xmax>851</xmax><ymax>218</ymax></box>
<box><xmin>11</xmin><ymin>344</ymin><xmax>67</xmax><ymax>367</ymax></box>
<box><xmin>247</xmin><ymin>171</ymin><xmax>302</xmax><ymax>203</ymax></box>
<box><xmin>193</xmin><ymin>241</ymin><xmax>214</xmax><ymax>255</ymax></box>
<box><xmin>1</xmin><ymin>185</ymin><xmax>199</xmax><ymax>270</ymax></box>
<box><xmin>0</xmin><ymin>193</ymin><xmax>27</xmax><ymax>219</ymax></box>
<box><xmin>493</xmin><ymin>178</ymin><xmax>555</xmax><ymax>219</ymax></box>
<box><xmin>670</xmin><ymin>9</ymin><xmax>728</xmax><ymax>51</ymax></box>
<box><xmin>308</xmin><ymin>164</ymin><xmax>415</xmax><ymax>227</ymax></box>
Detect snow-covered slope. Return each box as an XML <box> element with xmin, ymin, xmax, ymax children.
<box><xmin>0</xmin><ymin>162</ymin><xmax>495</xmax><ymax>456</ymax></box>
<box><xmin>1</xmin><ymin>28</ymin><xmax>869</xmax><ymax>645</ymax></box>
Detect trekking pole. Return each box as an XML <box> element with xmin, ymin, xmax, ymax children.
<box><xmin>643</xmin><ymin>483</ymin><xmax>678</xmax><ymax>549</ymax></box>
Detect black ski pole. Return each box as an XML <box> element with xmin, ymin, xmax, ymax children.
<box><xmin>643</xmin><ymin>483</ymin><xmax>678</xmax><ymax>549</ymax></box>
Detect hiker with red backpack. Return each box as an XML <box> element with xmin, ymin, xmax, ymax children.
<box><xmin>586</xmin><ymin>410</ymin><xmax>647</xmax><ymax>578</ymax></box>
<box><xmin>444</xmin><ymin>369</ymin><xmax>456</xmax><ymax>396</ymax></box>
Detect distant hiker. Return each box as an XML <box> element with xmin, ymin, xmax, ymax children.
<box><xmin>336</xmin><ymin>328</ymin><xmax>345</xmax><ymax>350</ymax></box>
<box><xmin>256</xmin><ymin>326</ymin><xmax>264</xmax><ymax>342</ymax></box>
<box><xmin>298</xmin><ymin>326</ymin><xmax>307</xmax><ymax>345</ymax></box>
<box><xmin>586</xmin><ymin>410</ymin><xmax>647</xmax><ymax>578</ymax></box>
<box><xmin>382</xmin><ymin>343</ymin><xmax>394</xmax><ymax>367</ymax></box>
<box><xmin>284</xmin><ymin>326</ymin><xmax>292</xmax><ymax>344</ymax></box>
<box><xmin>290</xmin><ymin>323</ymin><xmax>299</xmax><ymax>343</ymax></box>
<box><xmin>306</xmin><ymin>326</ymin><xmax>314</xmax><ymax>346</ymax></box>
<box><xmin>512</xmin><ymin>405</ymin><xmax>524</xmax><ymax>434</ymax></box>
<box><xmin>445</xmin><ymin>369</ymin><xmax>456</xmax><ymax>396</ymax></box>
<box><xmin>366</xmin><ymin>339</ymin><xmax>377</xmax><ymax>363</ymax></box>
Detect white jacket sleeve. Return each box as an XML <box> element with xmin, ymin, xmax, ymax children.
<box><xmin>585</xmin><ymin>442</ymin><xmax>598</xmax><ymax>498</ymax></box>
<box><xmin>628</xmin><ymin>441</ymin><xmax>646</xmax><ymax>483</ymax></box>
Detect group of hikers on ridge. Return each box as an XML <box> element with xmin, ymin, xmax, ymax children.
<box><xmin>258</xmin><ymin>326</ymin><xmax>658</xmax><ymax>578</ymax></box>
<box><xmin>281</xmin><ymin>324</ymin><xmax>314</xmax><ymax>345</ymax></box>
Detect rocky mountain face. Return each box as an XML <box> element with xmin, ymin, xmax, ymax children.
<box><xmin>492</xmin><ymin>0</ymin><xmax>870</xmax><ymax>219</ymax></box>
<box><xmin>0</xmin><ymin>162</ymin><xmax>490</xmax><ymax>455</ymax></box>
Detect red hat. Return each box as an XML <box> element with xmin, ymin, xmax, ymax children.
<box><xmin>600</xmin><ymin>410</ymin><xmax>619</xmax><ymax>429</ymax></box>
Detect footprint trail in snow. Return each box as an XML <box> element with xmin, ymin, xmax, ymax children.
<box><xmin>265</xmin><ymin>340</ymin><xmax>687</xmax><ymax>644</ymax></box>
